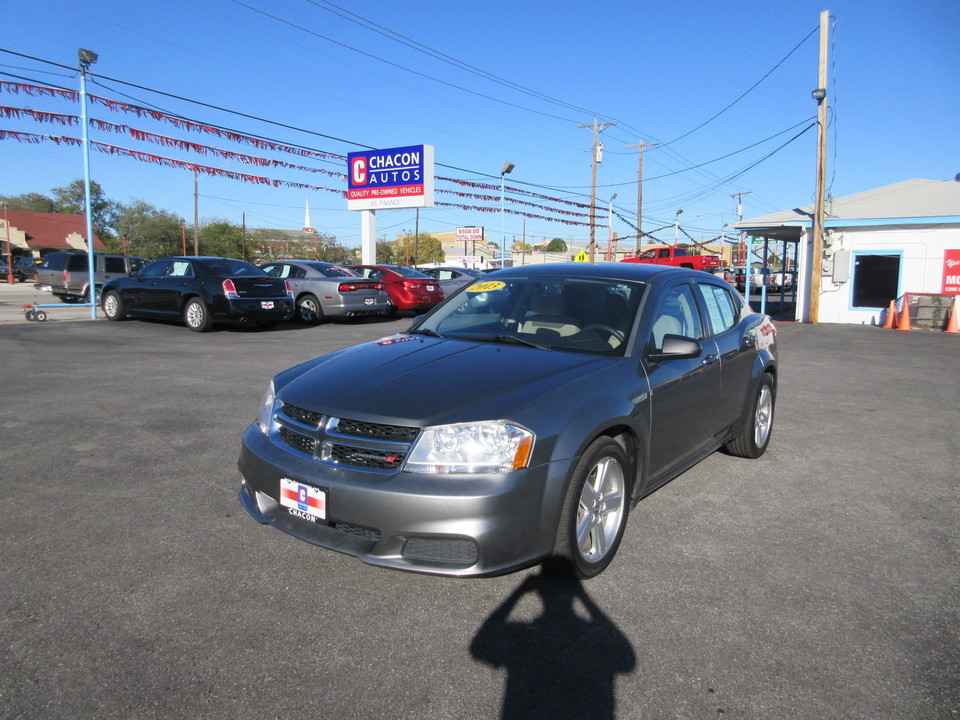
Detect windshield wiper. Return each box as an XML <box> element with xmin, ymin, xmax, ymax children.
<box><xmin>409</xmin><ymin>328</ymin><xmax>444</xmax><ymax>338</ymax></box>
<box><xmin>492</xmin><ymin>334</ymin><xmax>548</xmax><ymax>349</ymax></box>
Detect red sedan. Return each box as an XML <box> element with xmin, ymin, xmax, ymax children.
<box><xmin>350</xmin><ymin>265</ymin><xmax>445</xmax><ymax>316</ymax></box>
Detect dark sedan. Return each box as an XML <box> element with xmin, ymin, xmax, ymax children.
<box><xmin>349</xmin><ymin>264</ymin><xmax>445</xmax><ymax>316</ymax></box>
<box><xmin>238</xmin><ymin>263</ymin><xmax>777</xmax><ymax>578</ymax></box>
<box><xmin>101</xmin><ymin>256</ymin><xmax>294</xmax><ymax>332</ymax></box>
<box><xmin>259</xmin><ymin>260</ymin><xmax>390</xmax><ymax>324</ymax></box>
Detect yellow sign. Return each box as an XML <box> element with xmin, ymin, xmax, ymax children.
<box><xmin>467</xmin><ymin>280</ymin><xmax>506</xmax><ymax>293</ymax></box>
<box><xmin>574</xmin><ymin>250</ymin><xmax>589</xmax><ymax>262</ymax></box>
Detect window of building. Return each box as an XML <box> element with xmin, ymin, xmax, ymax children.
<box><xmin>851</xmin><ymin>252</ymin><xmax>901</xmax><ymax>308</ymax></box>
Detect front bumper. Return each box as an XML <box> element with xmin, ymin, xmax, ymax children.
<box><xmin>238</xmin><ymin>423</ymin><xmax>571</xmax><ymax>576</ymax></box>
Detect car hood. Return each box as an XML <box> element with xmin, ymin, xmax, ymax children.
<box><xmin>277</xmin><ymin>334</ymin><xmax>617</xmax><ymax>427</ymax></box>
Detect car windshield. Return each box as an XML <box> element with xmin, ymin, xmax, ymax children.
<box><xmin>413</xmin><ymin>274</ymin><xmax>646</xmax><ymax>356</ymax></box>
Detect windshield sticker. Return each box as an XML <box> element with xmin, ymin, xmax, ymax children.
<box><xmin>467</xmin><ymin>281</ymin><xmax>506</xmax><ymax>293</ymax></box>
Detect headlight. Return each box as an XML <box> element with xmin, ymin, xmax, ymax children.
<box><xmin>404</xmin><ymin>421</ymin><xmax>534</xmax><ymax>474</ymax></box>
<box><xmin>255</xmin><ymin>379</ymin><xmax>276</xmax><ymax>434</ymax></box>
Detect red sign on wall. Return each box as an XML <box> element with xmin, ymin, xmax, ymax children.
<box><xmin>943</xmin><ymin>249</ymin><xmax>960</xmax><ymax>294</ymax></box>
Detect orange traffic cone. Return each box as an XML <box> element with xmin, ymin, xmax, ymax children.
<box><xmin>882</xmin><ymin>300</ymin><xmax>897</xmax><ymax>329</ymax></box>
<box><xmin>945</xmin><ymin>296</ymin><xmax>960</xmax><ymax>334</ymax></box>
<box><xmin>896</xmin><ymin>300</ymin><xmax>912</xmax><ymax>331</ymax></box>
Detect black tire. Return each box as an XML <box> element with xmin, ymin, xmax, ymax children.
<box><xmin>184</xmin><ymin>298</ymin><xmax>212</xmax><ymax>332</ymax></box>
<box><xmin>296</xmin><ymin>293</ymin><xmax>324</xmax><ymax>325</ymax></box>
<box><xmin>724</xmin><ymin>373</ymin><xmax>775</xmax><ymax>458</ymax></box>
<box><xmin>102</xmin><ymin>290</ymin><xmax>125</xmax><ymax>321</ymax></box>
<box><xmin>548</xmin><ymin>436</ymin><xmax>631</xmax><ymax>579</ymax></box>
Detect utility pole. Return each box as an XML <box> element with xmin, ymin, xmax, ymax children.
<box><xmin>809</xmin><ymin>9</ymin><xmax>830</xmax><ymax>324</ymax></box>
<box><xmin>580</xmin><ymin>119</ymin><xmax>617</xmax><ymax>262</ymax></box>
<box><xmin>730</xmin><ymin>190</ymin><xmax>752</xmax><ymax>266</ymax></box>
<box><xmin>627</xmin><ymin>141</ymin><xmax>658</xmax><ymax>252</ymax></box>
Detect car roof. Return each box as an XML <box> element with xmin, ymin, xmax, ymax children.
<box><xmin>489</xmin><ymin>262</ymin><xmax>703</xmax><ymax>283</ymax></box>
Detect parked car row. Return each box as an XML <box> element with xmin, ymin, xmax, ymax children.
<box><xmin>27</xmin><ymin>251</ymin><xmax>496</xmax><ymax>332</ymax></box>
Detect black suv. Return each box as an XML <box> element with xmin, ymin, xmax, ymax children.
<box><xmin>35</xmin><ymin>251</ymin><xmax>146</xmax><ymax>303</ymax></box>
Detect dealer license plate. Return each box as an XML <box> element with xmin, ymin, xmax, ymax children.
<box><xmin>261</xmin><ymin>301</ymin><xmax>274</xmax><ymax>309</ymax></box>
<box><xmin>279</xmin><ymin>478</ymin><xmax>326</xmax><ymax>522</ymax></box>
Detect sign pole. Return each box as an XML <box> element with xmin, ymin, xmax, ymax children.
<box><xmin>360</xmin><ymin>210</ymin><xmax>376</xmax><ymax>265</ymax></box>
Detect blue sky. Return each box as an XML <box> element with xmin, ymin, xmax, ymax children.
<box><xmin>1</xmin><ymin>0</ymin><xmax>957</xmax><ymax>250</ymax></box>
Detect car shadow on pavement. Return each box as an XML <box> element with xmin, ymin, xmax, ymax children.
<box><xmin>470</xmin><ymin>563</ymin><xmax>636</xmax><ymax>720</ymax></box>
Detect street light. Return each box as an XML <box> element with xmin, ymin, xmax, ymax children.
<box><xmin>607</xmin><ymin>193</ymin><xmax>618</xmax><ymax>261</ymax></box>
<box><xmin>674</xmin><ymin>208</ymin><xmax>684</xmax><ymax>245</ymax></box>
<box><xmin>500</xmin><ymin>162</ymin><xmax>515</xmax><ymax>268</ymax></box>
<box><xmin>78</xmin><ymin>48</ymin><xmax>98</xmax><ymax>318</ymax></box>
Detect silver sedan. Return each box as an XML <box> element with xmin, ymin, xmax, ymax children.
<box><xmin>259</xmin><ymin>260</ymin><xmax>391</xmax><ymax>324</ymax></box>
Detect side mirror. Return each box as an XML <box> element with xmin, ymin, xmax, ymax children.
<box><xmin>647</xmin><ymin>334</ymin><xmax>701</xmax><ymax>362</ymax></box>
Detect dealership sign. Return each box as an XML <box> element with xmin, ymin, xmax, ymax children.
<box><xmin>943</xmin><ymin>248</ymin><xmax>960</xmax><ymax>294</ymax></box>
<box><xmin>347</xmin><ymin>145</ymin><xmax>434</xmax><ymax>211</ymax></box>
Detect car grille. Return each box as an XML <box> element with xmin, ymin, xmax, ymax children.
<box><xmin>274</xmin><ymin>402</ymin><xmax>419</xmax><ymax>473</ymax></box>
<box><xmin>281</xmin><ymin>402</ymin><xmax>323</xmax><ymax>427</ymax></box>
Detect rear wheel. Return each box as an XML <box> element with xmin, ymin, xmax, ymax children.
<box><xmin>296</xmin><ymin>293</ymin><xmax>323</xmax><ymax>324</ymax></box>
<box><xmin>184</xmin><ymin>298</ymin><xmax>212</xmax><ymax>332</ymax></box>
<box><xmin>548</xmin><ymin>436</ymin><xmax>630</xmax><ymax>579</ymax></box>
<box><xmin>102</xmin><ymin>290</ymin><xmax>125</xmax><ymax>320</ymax></box>
<box><xmin>725</xmin><ymin>373</ymin><xmax>775</xmax><ymax>458</ymax></box>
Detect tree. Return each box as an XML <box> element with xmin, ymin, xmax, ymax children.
<box><xmin>51</xmin><ymin>178</ymin><xmax>120</xmax><ymax>239</ymax></box>
<box><xmin>199</xmin><ymin>219</ymin><xmax>243</xmax><ymax>258</ymax></box>
<box><xmin>0</xmin><ymin>192</ymin><xmax>56</xmax><ymax>212</ymax></box>
<box><xmin>546</xmin><ymin>238</ymin><xmax>568</xmax><ymax>252</ymax></box>
<box><xmin>376</xmin><ymin>240</ymin><xmax>398</xmax><ymax>265</ymax></box>
<box><xmin>396</xmin><ymin>233</ymin><xmax>442</xmax><ymax>265</ymax></box>
<box><xmin>114</xmin><ymin>199</ymin><xmax>183</xmax><ymax>259</ymax></box>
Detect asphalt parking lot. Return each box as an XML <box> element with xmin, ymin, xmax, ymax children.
<box><xmin>1</xmin><ymin>284</ymin><xmax>958</xmax><ymax>719</ymax></box>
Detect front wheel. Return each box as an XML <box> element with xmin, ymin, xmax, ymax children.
<box><xmin>184</xmin><ymin>298</ymin><xmax>212</xmax><ymax>332</ymax></box>
<box><xmin>102</xmin><ymin>290</ymin><xmax>125</xmax><ymax>321</ymax></box>
<box><xmin>725</xmin><ymin>373</ymin><xmax>775</xmax><ymax>458</ymax></box>
<box><xmin>548</xmin><ymin>436</ymin><xmax>631</xmax><ymax>579</ymax></box>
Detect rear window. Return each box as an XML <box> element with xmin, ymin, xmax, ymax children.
<box><xmin>203</xmin><ymin>259</ymin><xmax>266</xmax><ymax>277</ymax></box>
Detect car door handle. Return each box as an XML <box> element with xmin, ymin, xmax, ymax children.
<box><xmin>701</xmin><ymin>354</ymin><xmax>718</xmax><ymax>366</ymax></box>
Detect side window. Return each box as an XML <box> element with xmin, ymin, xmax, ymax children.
<box><xmin>139</xmin><ymin>260</ymin><xmax>170</xmax><ymax>279</ymax></box>
<box><xmin>293</xmin><ymin>266</ymin><xmax>306</xmax><ymax>279</ymax></box>
<box><xmin>696</xmin><ymin>282</ymin><xmax>738</xmax><ymax>335</ymax></box>
<box><xmin>167</xmin><ymin>261</ymin><xmax>194</xmax><ymax>278</ymax></box>
<box><xmin>658</xmin><ymin>249</ymin><xmax>670</xmax><ymax>259</ymax></box>
<box><xmin>261</xmin><ymin>265</ymin><xmax>280</xmax><ymax>277</ymax></box>
<box><xmin>650</xmin><ymin>284</ymin><xmax>703</xmax><ymax>348</ymax></box>
<box><xmin>104</xmin><ymin>257</ymin><xmax>125</xmax><ymax>273</ymax></box>
<box><xmin>67</xmin><ymin>255</ymin><xmax>86</xmax><ymax>271</ymax></box>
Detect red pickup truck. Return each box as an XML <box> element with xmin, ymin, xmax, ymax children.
<box><xmin>621</xmin><ymin>246</ymin><xmax>722</xmax><ymax>273</ymax></box>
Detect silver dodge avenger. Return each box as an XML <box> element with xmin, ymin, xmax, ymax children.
<box><xmin>239</xmin><ymin>262</ymin><xmax>777</xmax><ymax>578</ymax></box>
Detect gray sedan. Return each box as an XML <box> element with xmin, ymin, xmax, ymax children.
<box><xmin>239</xmin><ymin>263</ymin><xmax>778</xmax><ymax>578</ymax></box>
<box><xmin>259</xmin><ymin>260</ymin><xmax>391</xmax><ymax>324</ymax></box>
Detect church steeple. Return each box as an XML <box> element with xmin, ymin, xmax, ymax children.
<box><xmin>303</xmin><ymin>199</ymin><xmax>315</xmax><ymax>233</ymax></box>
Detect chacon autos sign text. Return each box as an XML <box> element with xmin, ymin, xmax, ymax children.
<box><xmin>347</xmin><ymin>144</ymin><xmax>434</xmax><ymax>211</ymax></box>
